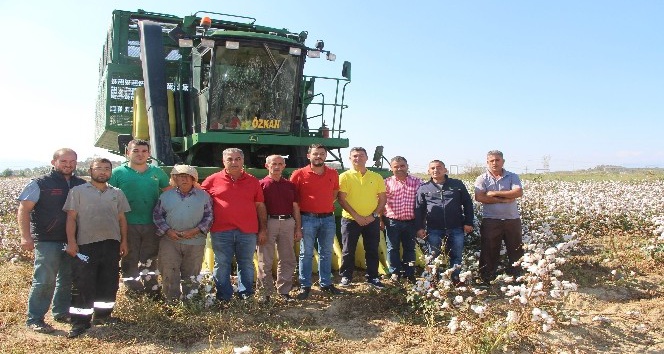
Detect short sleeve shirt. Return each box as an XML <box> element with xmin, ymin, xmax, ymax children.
<box><xmin>201</xmin><ymin>170</ymin><xmax>264</xmax><ymax>233</ymax></box>
<box><xmin>108</xmin><ymin>164</ymin><xmax>170</xmax><ymax>224</ymax></box>
<box><xmin>339</xmin><ymin>169</ymin><xmax>386</xmax><ymax>220</ymax></box>
<box><xmin>260</xmin><ymin>176</ymin><xmax>298</xmax><ymax>215</ymax></box>
<box><xmin>474</xmin><ymin>169</ymin><xmax>522</xmax><ymax>219</ymax></box>
<box><xmin>63</xmin><ymin>183</ymin><xmax>131</xmax><ymax>245</ymax></box>
<box><xmin>290</xmin><ymin>165</ymin><xmax>339</xmax><ymax>213</ymax></box>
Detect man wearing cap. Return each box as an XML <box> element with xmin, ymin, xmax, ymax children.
<box><xmin>256</xmin><ymin>155</ymin><xmax>302</xmax><ymax>302</ymax></box>
<box><xmin>153</xmin><ymin>165</ymin><xmax>213</xmax><ymax>301</ymax></box>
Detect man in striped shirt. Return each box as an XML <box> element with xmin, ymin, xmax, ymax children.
<box><xmin>382</xmin><ymin>156</ymin><xmax>421</xmax><ymax>283</ymax></box>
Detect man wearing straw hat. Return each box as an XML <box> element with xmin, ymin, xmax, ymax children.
<box><xmin>153</xmin><ymin>165</ymin><xmax>213</xmax><ymax>301</ymax></box>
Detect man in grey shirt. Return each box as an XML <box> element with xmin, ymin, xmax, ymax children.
<box><xmin>474</xmin><ymin>150</ymin><xmax>523</xmax><ymax>284</ymax></box>
<box><xmin>64</xmin><ymin>158</ymin><xmax>131</xmax><ymax>338</ymax></box>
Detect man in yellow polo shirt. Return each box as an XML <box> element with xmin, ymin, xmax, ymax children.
<box><xmin>337</xmin><ymin>147</ymin><xmax>387</xmax><ymax>289</ymax></box>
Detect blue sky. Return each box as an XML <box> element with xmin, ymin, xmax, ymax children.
<box><xmin>0</xmin><ymin>1</ymin><xmax>661</xmax><ymax>173</ymax></box>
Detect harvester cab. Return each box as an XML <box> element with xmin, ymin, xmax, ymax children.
<box><xmin>95</xmin><ymin>9</ymin><xmax>356</xmax><ymax>179</ymax></box>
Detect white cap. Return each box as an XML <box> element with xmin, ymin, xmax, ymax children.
<box><xmin>170</xmin><ymin>164</ymin><xmax>198</xmax><ymax>180</ymax></box>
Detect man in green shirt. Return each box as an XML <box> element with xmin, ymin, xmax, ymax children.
<box><xmin>109</xmin><ymin>139</ymin><xmax>170</xmax><ymax>295</ymax></box>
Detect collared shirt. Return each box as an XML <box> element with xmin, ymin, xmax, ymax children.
<box><xmin>63</xmin><ymin>182</ymin><xmax>131</xmax><ymax>245</ymax></box>
<box><xmin>474</xmin><ymin>169</ymin><xmax>522</xmax><ymax>219</ymax></box>
<box><xmin>260</xmin><ymin>176</ymin><xmax>297</xmax><ymax>215</ymax></box>
<box><xmin>339</xmin><ymin>168</ymin><xmax>386</xmax><ymax>220</ymax></box>
<box><xmin>153</xmin><ymin>187</ymin><xmax>214</xmax><ymax>243</ymax></box>
<box><xmin>108</xmin><ymin>164</ymin><xmax>170</xmax><ymax>225</ymax></box>
<box><xmin>384</xmin><ymin>175</ymin><xmax>421</xmax><ymax>220</ymax></box>
<box><xmin>290</xmin><ymin>165</ymin><xmax>339</xmax><ymax>213</ymax></box>
<box><xmin>201</xmin><ymin>170</ymin><xmax>264</xmax><ymax>233</ymax></box>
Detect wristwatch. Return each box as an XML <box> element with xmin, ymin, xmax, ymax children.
<box><xmin>372</xmin><ymin>212</ymin><xmax>380</xmax><ymax>218</ymax></box>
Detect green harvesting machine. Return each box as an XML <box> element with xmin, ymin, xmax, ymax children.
<box><xmin>94</xmin><ymin>9</ymin><xmax>388</xmax><ymax>179</ymax></box>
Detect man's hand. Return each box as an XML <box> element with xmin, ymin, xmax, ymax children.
<box><xmin>120</xmin><ymin>241</ymin><xmax>128</xmax><ymax>258</ymax></box>
<box><xmin>65</xmin><ymin>242</ymin><xmax>78</xmax><ymax>257</ymax></box>
<box><xmin>294</xmin><ymin>229</ymin><xmax>303</xmax><ymax>242</ymax></box>
<box><xmin>257</xmin><ymin>229</ymin><xmax>268</xmax><ymax>245</ymax></box>
<box><xmin>21</xmin><ymin>238</ymin><xmax>34</xmax><ymax>252</ymax></box>
<box><xmin>463</xmin><ymin>225</ymin><xmax>473</xmax><ymax>234</ymax></box>
<box><xmin>416</xmin><ymin>229</ymin><xmax>427</xmax><ymax>239</ymax></box>
<box><xmin>166</xmin><ymin>229</ymin><xmax>180</xmax><ymax>241</ymax></box>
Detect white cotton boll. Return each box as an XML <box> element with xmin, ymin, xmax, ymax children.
<box><xmin>433</xmin><ymin>291</ymin><xmax>441</xmax><ymax>299</ymax></box>
<box><xmin>454</xmin><ymin>295</ymin><xmax>464</xmax><ymax>305</ymax></box>
<box><xmin>570</xmin><ymin>318</ymin><xmax>579</xmax><ymax>326</ymax></box>
<box><xmin>544</xmin><ymin>247</ymin><xmax>557</xmax><ymax>255</ymax></box>
<box><xmin>533</xmin><ymin>282</ymin><xmax>544</xmax><ymax>291</ymax></box>
<box><xmin>519</xmin><ymin>295</ymin><xmax>528</xmax><ymax>305</ymax></box>
<box><xmin>552</xmin><ymin>270</ymin><xmax>563</xmax><ymax>277</ymax></box>
<box><xmin>503</xmin><ymin>275</ymin><xmax>514</xmax><ymax>283</ymax></box>
<box><xmin>140</xmin><ymin>269</ymin><xmax>149</xmax><ymax>275</ymax></box>
<box><xmin>459</xmin><ymin>271</ymin><xmax>472</xmax><ymax>282</ymax></box>
<box><xmin>471</xmin><ymin>304</ymin><xmax>486</xmax><ymax>317</ymax></box>
<box><xmin>460</xmin><ymin>321</ymin><xmax>473</xmax><ymax>331</ymax></box>
<box><xmin>610</xmin><ymin>269</ymin><xmax>617</xmax><ymax>275</ymax></box>
<box><xmin>186</xmin><ymin>293</ymin><xmax>193</xmax><ymax>300</ymax></box>
<box><xmin>448</xmin><ymin>317</ymin><xmax>459</xmax><ymax>334</ymax></box>
<box><xmin>550</xmin><ymin>290</ymin><xmax>562</xmax><ymax>298</ymax></box>
<box><xmin>634</xmin><ymin>324</ymin><xmax>648</xmax><ymax>333</ymax></box>
<box><xmin>542</xmin><ymin>323</ymin><xmax>551</xmax><ymax>332</ymax></box>
<box><xmin>441</xmin><ymin>300</ymin><xmax>450</xmax><ymax>309</ymax></box>
<box><xmin>205</xmin><ymin>284</ymin><xmax>213</xmax><ymax>292</ymax></box>
<box><xmin>144</xmin><ymin>259</ymin><xmax>152</xmax><ymax>267</ymax></box>
<box><xmin>233</xmin><ymin>345</ymin><xmax>252</xmax><ymax>354</ymax></box>
<box><xmin>151</xmin><ymin>285</ymin><xmax>159</xmax><ymax>291</ymax></box>
<box><xmin>506</xmin><ymin>310</ymin><xmax>518</xmax><ymax>324</ymax></box>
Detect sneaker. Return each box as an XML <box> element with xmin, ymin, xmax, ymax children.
<box><xmin>339</xmin><ymin>277</ymin><xmax>351</xmax><ymax>287</ymax></box>
<box><xmin>66</xmin><ymin>323</ymin><xmax>91</xmax><ymax>339</ymax></box>
<box><xmin>390</xmin><ymin>273</ymin><xmax>400</xmax><ymax>282</ymax></box>
<box><xmin>367</xmin><ymin>278</ymin><xmax>385</xmax><ymax>290</ymax></box>
<box><xmin>320</xmin><ymin>284</ymin><xmax>341</xmax><ymax>295</ymax></box>
<box><xmin>296</xmin><ymin>287</ymin><xmax>311</xmax><ymax>300</ymax></box>
<box><xmin>53</xmin><ymin>315</ymin><xmax>71</xmax><ymax>323</ymax></box>
<box><xmin>26</xmin><ymin>321</ymin><xmax>55</xmax><ymax>334</ymax></box>
<box><xmin>279</xmin><ymin>293</ymin><xmax>295</xmax><ymax>302</ymax></box>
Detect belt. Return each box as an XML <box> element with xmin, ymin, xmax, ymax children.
<box><xmin>268</xmin><ymin>214</ymin><xmax>292</xmax><ymax>220</ymax></box>
<box><xmin>301</xmin><ymin>212</ymin><xmax>334</xmax><ymax>218</ymax></box>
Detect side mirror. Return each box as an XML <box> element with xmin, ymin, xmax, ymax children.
<box><xmin>342</xmin><ymin>61</ymin><xmax>351</xmax><ymax>80</ymax></box>
<box><xmin>372</xmin><ymin>146</ymin><xmax>384</xmax><ymax>168</ymax></box>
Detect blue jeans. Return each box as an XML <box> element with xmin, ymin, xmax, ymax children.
<box><xmin>27</xmin><ymin>241</ymin><xmax>72</xmax><ymax>325</ymax></box>
<box><xmin>384</xmin><ymin>218</ymin><xmax>416</xmax><ymax>277</ymax></box>
<box><xmin>426</xmin><ymin>228</ymin><xmax>465</xmax><ymax>281</ymax></box>
<box><xmin>298</xmin><ymin>215</ymin><xmax>336</xmax><ymax>288</ymax></box>
<box><xmin>211</xmin><ymin>230</ymin><xmax>257</xmax><ymax>300</ymax></box>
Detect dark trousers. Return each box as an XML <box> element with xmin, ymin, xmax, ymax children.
<box><xmin>340</xmin><ymin>217</ymin><xmax>380</xmax><ymax>280</ymax></box>
<box><xmin>479</xmin><ymin>218</ymin><xmax>523</xmax><ymax>282</ymax></box>
<box><xmin>70</xmin><ymin>239</ymin><xmax>120</xmax><ymax>327</ymax></box>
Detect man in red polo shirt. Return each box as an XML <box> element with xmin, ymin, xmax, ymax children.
<box><xmin>201</xmin><ymin>148</ymin><xmax>267</xmax><ymax>301</ymax></box>
<box><xmin>257</xmin><ymin>155</ymin><xmax>302</xmax><ymax>302</ymax></box>
<box><xmin>290</xmin><ymin>144</ymin><xmax>341</xmax><ymax>299</ymax></box>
